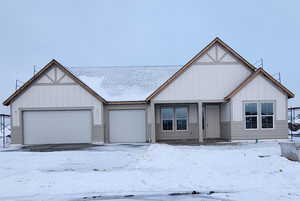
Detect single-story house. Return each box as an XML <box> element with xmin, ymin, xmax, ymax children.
<box><xmin>3</xmin><ymin>38</ymin><xmax>295</xmax><ymax>145</ymax></box>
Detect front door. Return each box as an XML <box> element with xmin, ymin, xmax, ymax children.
<box><xmin>205</xmin><ymin>105</ymin><xmax>220</xmax><ymax>139</ymax></box>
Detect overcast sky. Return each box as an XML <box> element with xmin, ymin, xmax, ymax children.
<box><xmin>0</xmin><ymin>0</ymin><xmax>299</xmax><ymax>113</ymax></box>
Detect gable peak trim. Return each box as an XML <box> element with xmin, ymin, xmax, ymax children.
<box><xmin>146</xmin><ymin>37</ymin><xmax>257</xmax><ymax>101</ymax></box>
<box><xmin>3</xmin><ymin>59</ymin><xmax>107</xmax><ymax>106</ymax></box>
<box><xmin>224</xmin><ymin>67</ymin><xmax>295</xmax><ymax>100</ymax></box>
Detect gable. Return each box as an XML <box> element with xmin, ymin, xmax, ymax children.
<box><xmin>225</xmin><ymin>68</ymin><xmax>294</xmax><ymax>100</ymax></box>
<box><xmin>232</xmin><ymin>74</ymin><xmax>287</xmax><ymax>100</ymax></box>
<box><xmin>152</xmin><ymin>62</ymin><xmax>252</xmax><ymax>101</ymax></box>
<box><xmin>152</xmin><ymin>41</ymin><xmax>253</xmax><ymax>101</ymax></box>
<box><xmin>196</xmin><ymin>44</ymin><xmax>238</xmax><ymax>64</ymax></box>
<box><xmin>146</xmin><ymin>37</ymin><xmax>256</xmax><ymax>101</ymax></box>
<box><xmin>3</xmin><ymin>60</ymin><xmax>106</xmax><ymax>105</ymax></box>
<box><xmin>231</xmin><ymin>74</ymin><xmax>288</xmax><ymax>121</ymax></box>
<box><xmin>36</xmin><ymin>66</ymin><xmax>76</xmax><ymax>85</ymax></box>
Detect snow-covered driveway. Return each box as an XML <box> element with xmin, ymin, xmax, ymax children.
<box><xmin>1</xmin><ymin>141</ymin><xmax>300</xmax><ymax>201</ymax></box>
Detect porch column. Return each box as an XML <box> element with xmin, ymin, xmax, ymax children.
<box><xmin>198</xmin><ymin>101</ymin><xmax>204</xmax><ymax>142</ymax></box>
<box><xmin>150</xmin><ymin>102</ymin><xmax>156</xmax><ymax>143</ymax></box>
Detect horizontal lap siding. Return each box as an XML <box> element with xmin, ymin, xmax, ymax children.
<box><xmin>231</xmin><ymin>120</ymin><xmax>288</xmax><ymax>140</ymax></box>
<box><xmin>155</xmin><ymin>103</ymin><xmax>199</xmax><ymax>141</ymax></box>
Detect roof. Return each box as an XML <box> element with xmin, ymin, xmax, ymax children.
<box><xmin>2</xmin><ymin>38</ymin><xmax>295</xmax><ymax>106</ymax></box>
<box><xmin>224</xmin><ymin>68</ymin><xmax>295</xmax><ymax>100</ymax></box>
<box><xmin>3</xmin><ymin>60</ymin><xmax>107</xmax><ymax>106</ymax></box>
<box><xmin>146</xmin><ymin>37</ymin><xmax>257</xmax><ymax>101</ymax></box>
<box><xmin>70</xmin><ymin>65</ymin><xmax>181</xmax><ymax>102</ymax></box>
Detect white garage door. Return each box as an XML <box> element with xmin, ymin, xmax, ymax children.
<box><xmin>109</xmin><ymin>110</ymin><xmax>146</xmax><ymax>143</ymax></box>
<box><xmin>23</xmin><ymin>110</ymin><xmax>92</xmax><ymax>145</ymax></box>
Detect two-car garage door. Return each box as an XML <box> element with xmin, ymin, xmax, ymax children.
<box><xmin>109</xmin><ymin>110</ymin><xmax>146</xmax><ymax>143</ymax></box>
<box><xmin>23</xmin><ymin>110</ymin><xmax>92</xmax><ymax>145</ymax></box>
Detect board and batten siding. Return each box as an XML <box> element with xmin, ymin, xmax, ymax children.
<box><xmin>10</xmin><ymin>67</ymin><xmax>104</xmax><ymax>144</ymax></box>
<box><xmin>153</xmin><ymin>44</ymin><xmax>252</xmax><ymax>101</ymax></box>
<box><xmin>230</xmin><ymin>74</ymin><xmax>288</xmax><ymax>140</ymax></box>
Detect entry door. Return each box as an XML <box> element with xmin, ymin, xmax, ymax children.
<box><xmin>109</xmin><ymin>110</ymin><xmax>146</xmax><ymax>143</ymax></box>
<box><xmin>205</xmin><ymin>105</ymin><xmax>220</xmax><ymax>138</ymax></box>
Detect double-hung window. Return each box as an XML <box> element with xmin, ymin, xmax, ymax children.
<box><xmin>261</xmin><ymin>102</ymin><xmax>274</xmax><ymax>129</ymax></box>
<box><xmin>175</xmin><ymin>107</ymin><xmax>188</xmax><ymax>131</ymax></box>
<box><xmin>161</xmin><ymin>106</ymin><xmax>188</xmax><ymax>131</ymax></box>
<box><xmin>161</xmin><ymin>107</ymin><xmax>174</xmax><ymax>131</ymax></box>
<box><xmin>245</xmin><ymin>103</ymin><xmax>258</xmax><ymax>129</ymax></box>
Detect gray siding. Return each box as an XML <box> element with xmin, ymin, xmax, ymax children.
<box><xmin>231</xmin><ymin>120</ymin><xmax>288</xmax><ymax>140</ymax></box>
<box><xmin>155</xmin><ymin>103</ymin><xmax>199</xmax><ymax>141</ymax></box>
<box><xmin>220</xmin><ymin>121</ymin><xmax>231</xmax><ymax>140</ymax></box>
<box><xmin>11</xmin><ymin>126</ymin><xmax>22</xmax><ymax>144</ymax></box>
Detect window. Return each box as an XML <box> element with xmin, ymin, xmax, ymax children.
<box><xmin>175</xmin><ymin>107</ymin><xmax>188</xmax><ymax>130</ymax></box>
<box><xmin>245</xmin><ymin>103</ymin><xmax>258</xmax><ymax>129</ymax></box>
<box><xmin>161</xmin><ymin>107</ymin><xmax>173</xmax><ymax>131</ymax></box>
<box><xmin>261</xmin><ymin>103</ymin><xmax>274</xmax><ymax>129</ymax></box>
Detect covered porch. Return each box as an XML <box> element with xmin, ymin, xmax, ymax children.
<box><xmin>150</xmin><ymin>101</ymin><xmax>230</xmax><ymax>143</ymax></box>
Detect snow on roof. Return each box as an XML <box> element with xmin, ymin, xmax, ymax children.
<box><xmin>69</xmin><ymin>65</ymin><xmax>181</xmax><ymax>101</ymax></box>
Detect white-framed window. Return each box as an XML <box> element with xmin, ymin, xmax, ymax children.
<box><xmin>245</xmin><ymin>103</ymin><xmax>258</xmax><ymax>129</ymax></box>
<box><xmin>161</xmin><ymin>107</ymin><xmax>174</xmax><ymax>131</ymax></box>
<box><xmin>261</xmin><ymin>102</ymin><xmax>274</xmax><ymax>129</ymax></box>
<box><xmin>175</xmin><ymin>107</ymin><xmax>188</xmax><ymax>131</ymax></box>
<box><xmin>161</xmin><ymin>106</ymin><xmax>189</xmax><ymax>132</ymax></box>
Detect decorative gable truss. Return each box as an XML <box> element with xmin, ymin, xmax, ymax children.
<box><xmin>195</xmin><ymin>44</ymin><xmax>239</xmax><ymax>65</ymax></box>
<box><xmin>35</xmin><ymin>65</ymin><xmax>75</xmax><ymax>85</ymax></box>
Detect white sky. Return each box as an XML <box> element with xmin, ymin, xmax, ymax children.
<box><xmin>0</xmin><ymin>0</ymin><xmax>299</xmax><ymax>113</ymax></box>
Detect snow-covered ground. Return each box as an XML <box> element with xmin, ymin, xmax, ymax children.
<box><xmin>1</xmin><ymin>141</ymin><xmax>300</xmax><ymax>201</ymax></box>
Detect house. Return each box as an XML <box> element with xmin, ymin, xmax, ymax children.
<box><xmin>3</xmin><ymin>38</ymin><xmax>295</xmax><ymax>145</ymax></box>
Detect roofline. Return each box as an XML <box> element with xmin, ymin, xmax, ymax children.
<box><xmin>105</xmin><ymin>101</ymin><xmax>147</xmax><ymax>105</ymax></box>
<box><xmin>224</xmin><ymin>68</ymin><xmax>295</xmax><ymax>100</ymax></box>
<box><xmin>146</xmin><ymin>37</ymin><xmax>257</xmax><ymax>101</ymax></box>
<box><xmin>3</xmin><ymin>59</ymin><xmax>107</xmax><ymax>106</ymax></box>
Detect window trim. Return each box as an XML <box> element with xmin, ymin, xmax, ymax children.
<box><xmin>175</xmin><ymin>107</ymin><xmax>189</xmax><ymax>131</ymax></box>
<box><xmin>261</xmin><ymin>102</ymin><xmax>274</xmax><ymax>130</ymax></box>
<box><xmin>243</xmin><ymin>100</ymin><xmax>276</xmax><ymax>131</ymax></box>
<box><xmin>244</xmin><ymin>102</ymin><xmax>258</xmax><ymax>130</ymax></box>
<box><xmin>160</xmin><ymin>105</ymin><xmax>189</xmax><ymax>132</ymax></box>
<box><xmin>161</xmin><ymin>107</ymin><xmax>174</xmax><ymax>132</ymax></box>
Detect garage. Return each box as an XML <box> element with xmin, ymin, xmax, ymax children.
<box><xmin>23</xmin><ymin>110</ymin><xmax>92</xmax><ymax>145</ymax></box>
<box><xmin>109</xmin><ymin>110</ymin><xmax>146</xmax><ymax>143</ymax></box>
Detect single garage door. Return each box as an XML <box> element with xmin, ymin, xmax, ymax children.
<box><xmin>109</xmin><ymin>110</ymin><xmax>146</xmax><ymax>143</ymax></box>
<box><xmin>23</xmin><ymin>110</ymin><xmax>92</xmax><ymax>145</ymax></box>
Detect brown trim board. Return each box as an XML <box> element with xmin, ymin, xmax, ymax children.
<box><xmin>3</xmin><ymin>59</ymin><xmax>107</xmax><ymax>106</ymax></box>
<box><xmin>146</xmin><ymin>37</ymin><xmax>257</xmax><ymax>101</ymax></box>
<box><xmin>224</xmin><ymin>68</ymin><xmax>294</xmax><ymax>100</ymax></box>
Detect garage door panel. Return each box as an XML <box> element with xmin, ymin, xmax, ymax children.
<box><xmin>109</xmin><ymin>110</ymin><xmax>146</xmax><ymax>143</ymax></box>
<box><xmin>23</xmin><ymin>110</ymin><xmax>92</xmax><ymax>144</ymax></box>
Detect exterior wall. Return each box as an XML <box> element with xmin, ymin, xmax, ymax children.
<box><xmin>230</xmin><ymin>74</ymin><xmax>288</xmax><ymax>140</ymax></box>
<box><xmin>220</xmin><ymin>102</ymin><xmax>231</xmax><ymax>140</ymax></box>
<box><xmin>155</xmin><ymin>103</ymin><xmax>198</xmax><ymax>141</ymax></box>
<box><xmin>10</xmin><ymin>67</ymin><xmax>104</xmax><ymax>144</ymax></box>
<box><xmin>103</xmin><ymin>104</ymin><xmax>149</xmax><ymax>143</ymax></box>
<box><xmin>153</xmin><ymin>45</ymin><xmax>252</xmax><ymax>101</ymax></box>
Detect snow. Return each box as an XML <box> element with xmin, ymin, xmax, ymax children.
<box><xmin>69</xmin><ymin>65</ymin><xmax>181</xmax><ymax>101</ymax></box>
<box><xmin>1</xmin><ymin>141</ymin><xmax>300</xmax><ymax>201</ymax></box>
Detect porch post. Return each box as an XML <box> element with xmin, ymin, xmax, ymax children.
<box><xmin>198</xmin><ymin>101</ymin><xmax>204</xmax><ymax>143</ymax></box>
<box><xmin>150</xmin><ymin>102</ymin><xmax>156</xmax><ymax>143</ymax></box>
